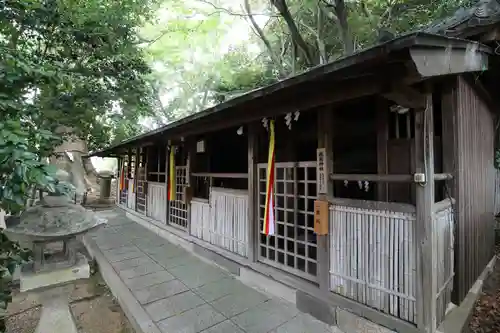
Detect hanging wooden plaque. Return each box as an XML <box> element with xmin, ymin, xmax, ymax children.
<box><xmin>314</xmin><ymin>200</ymin><xmax>329</xmax><ymax>235</ymax></box>
<box><xmin>317</xmin><ymin>148</ymin><xmax>328</xmax><ymax>194</ymax></box>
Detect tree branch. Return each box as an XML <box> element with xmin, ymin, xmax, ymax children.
<box><xmin>195</xmin><ymin>0</ymin><xmax>278</xmax><ymax>17</ymax></box>
<box><xmin>270</xmin><ymin>0</ymin><xmax>314</xmax><ymax>66</ymax></box>
<box><xmin>243</xmin><ymin>0</ymin><xmax>286</xmax><ymax>77</ymax></box>
<box><xmin>319</xmin><ymin>0</ymin><xmax>353</xmax><ymax>55</ymax></box>
<box><xmin>137</xmin><ymin>13</ymin><xmax>219</xmax><ymax>45</ymax></box>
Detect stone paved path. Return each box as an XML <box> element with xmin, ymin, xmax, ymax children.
<box><xmin>85</xmin><ymin>209</ymin><xmax>338</xmax><ymax>333</ymax></box>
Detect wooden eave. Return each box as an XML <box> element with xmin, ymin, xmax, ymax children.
<box><xmin>88</xmin><ymin>32</ymin><xmax>491</xmax><ymax>158</ymax></box>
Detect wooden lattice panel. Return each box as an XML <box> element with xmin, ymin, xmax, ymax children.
<box><xmin>168</xmin><ymin>166</ymin><xmax>188</xmax><ymax>229</ymax></box>
<box><xmin>136</xmin><ymin>164</ymin><xmax>147</xmax><ymax>214</ymax></box>
<box><xmin>257</xmin><ymin>161</ymin><xmax>318</xmax><ymax>282</ymax></box>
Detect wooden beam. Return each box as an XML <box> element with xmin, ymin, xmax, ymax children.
<box><xmin>158</xmin><ymin>68</ymin><xmax>422</xmax><ymax>141</ymax></box>
<box><xmin>191</xmin><ymin>172</ymin><xmax>248</xmax><ymax>179</ymax></box>
<box><xmin>247</xmin><ymin>122</ymin><xmax>258</xmax><ymax>262</ymax></box>
<box><xmin>330</xmin><ymin>174</ymin><xmax>413</xmax><ymax>182</ymax></box>
<box><xmin>414</xmin><ymin>91</ymin><xmax>437</xmax><ymax>333</ymax></box>
<box><xmin>317</xmin><ymin>107</ymin><xmax>334</xmax><ymax>293</ymax></box>
<box><xmin>330</xmin><ymin>173</ymin><xmax>452</xmax><ymax>182</ymax></box>
<box><xmin>328</xmin><ymin>197</ymin><xmax>416</xmax><ymax>213</ymax></box>
<box><xmin>480</xmin><ymin>26</ymin><xmax>500</xmax><ymax>42</ymax></box>
<box><xmin>383</xmin><ymin>85</ymin><xmax>426</xmax><ymax>109</ymax></box>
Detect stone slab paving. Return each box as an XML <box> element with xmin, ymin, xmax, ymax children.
<box><xmin>86</xmin><ymin>209</ymin><xmax>338</xmax><ymax>333</ymax></box>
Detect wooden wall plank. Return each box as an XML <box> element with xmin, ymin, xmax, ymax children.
<box><xmin>454</xmin><ymin>77</ymin><xmax>496</xmax><ymax>302</ymax></box>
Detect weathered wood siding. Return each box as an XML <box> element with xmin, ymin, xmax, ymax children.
<box><xmin>433</xmin><ymin>200</ymin><xmax>455</xmax><ymax>326</ymax></box>
<box><xmin>147</xmin><ymin>182</ymin><xmax>167</xmax><ymax>223</ymax></box>
<box><xmin>127</xmin><ymin>179</ymin><xmax>136</xmax><ymax>210</ymax></box>
<box><xmin>329</xmin><ymin>199</ymin><xmax>417</xmax><ymax>323</ymax></box>
<box><xmin>494</xmin><ymin>168</ymin><xmax>500</xmax><ymax>216</ymax></box>
<box><xmin>190</xmin><ymin>199</ymin><xmax>211</xmax><ymax>241</ymax></box>
<box><xmin>190</xmin><ymin>188</ymin><xmax>249</xmax><ymax>257</ymax></box>
<box><xmin>455</xmin><ymin>77</ymin><xmax>496</xmax><ymax>302</ymax></box>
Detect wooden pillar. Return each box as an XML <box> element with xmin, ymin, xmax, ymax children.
<box><xmin>143</xmin><ymin>146</ymin><xmax>149</xmax><ymax>213</ymax></box>
<box><xmin>441</xmin><ymin>80</ymin><xmax>458</xmax><ymax>303</ymax></box>
<box><xmin>164</xmin><ymin>144</ymin><xmax>170</xmax><ymax>224</ymax></box>
<box><xmin>127</xmin><ymin>148</ymin><xmax>132</xmax><ymax>178</ymax></box>
<box><xmin>247</xmin><ymin>123</ymin><xmax>258</xmax><ymax>262</ymax></box>
<box><xmin>317</xmin><ymin>108</ymin><xmax>334</xmax><ymax>292</ymax></box>
<box><xmin>414</xmin><ymin>92</ymin><xmax>437</xmax><ymax>333</ymax></box>
<box><xmin>134</xmin><ymin>148</ymin><xmax>139</xmax><ymax>212</ymax></box>
<box><xmin>187</xmin><ymin>140</ymin><xmax>195</xmax><ymax>234</ymax></box>
<box><xmin>376</xmin><ymin>99</ymin><xmax>389</xmax><ymax>201</ymax></box>
<box><xmin>126</xmin><ymin>147</ymin><xmax>132</xmax><ymax>207</ymax></box>
<box><xmin>116</xmin><ymin>157</ymin><xmax>121</xmax><ymax>205</ymax></box>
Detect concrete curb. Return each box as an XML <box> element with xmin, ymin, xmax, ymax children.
<box><xmin>437</xmin><ymin>255</ymin><xmax>497</xmax><ymax>333</ymax></box>
<box><xmin>82</xmin><ymin>236</ymin><xmax>162</xmax><ymax>333</ymax></box>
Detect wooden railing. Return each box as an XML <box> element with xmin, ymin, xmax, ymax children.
<box><xmin>329</xmin><ymin>198</ymin><xmax>417</xmax><ymax>323</ymax></box>
<box><xmin>190</xmin><ymin>187</ymin><xmax>249</xmax><ymax>257</ymax></box>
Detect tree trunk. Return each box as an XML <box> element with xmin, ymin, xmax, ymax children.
<box><xmin>334</xmin><ymin>0</ymin><xmax>354</xmax><ymax>55</ymax></box>
<box><xmin>245</xmin><ymin>0</ymin><xmax>286</xmax><ymax>77</ymax></box>
<box><xmin>270</xmin><ymin>0</ymin><xmax>315</xmax><ymax>66</ymax></box>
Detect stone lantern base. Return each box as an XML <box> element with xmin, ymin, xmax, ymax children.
<box><xmin>20</xmin><ymin>254</ymin><xmax>90</xmax><ymax>333</ymax></box>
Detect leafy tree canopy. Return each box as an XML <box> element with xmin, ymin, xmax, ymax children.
<box><xmin>142</xmin><ymin>0</ymin><xmax>474</xmax><ymax>123</ymax></box>
<box><xmin>0</xmin><ymin>0</ymin><xmax>159</xmax><ymax>327</ymax></box>
<box><xmin>1</xmin><ymin>0</ymin><xmax>159</xmax><ymax>153</ymax></box>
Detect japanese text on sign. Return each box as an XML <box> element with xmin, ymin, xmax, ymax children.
<box><xmin>317</xmin><ymin>148</ymin><xmax>327</xmax><ymax>194</ymax></box>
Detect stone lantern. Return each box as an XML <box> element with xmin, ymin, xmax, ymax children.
<box><xmin>4</xmin><ymin>191</ymin><xmax>106</xmax><ymax>333</ymax></box>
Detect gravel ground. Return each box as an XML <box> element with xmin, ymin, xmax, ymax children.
<box><xmin>6</xmin><ymin>269</ymin><xmax>134</xmax><ymax>333</ymax></box>
<box><xmin>468</xmin><ymin>243</ymin><xmax>500</xmax><ymax>333</ymax></box>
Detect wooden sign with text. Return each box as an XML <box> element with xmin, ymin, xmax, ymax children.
<box><xmin>316</xmin><ymin>148</ymin><xmax>328</xmax><ymax>194</ymax></box>
<box><xmin>314</xmin><ymin>200</ymin><xmax>329</xmax><ymax>235</ymax></box>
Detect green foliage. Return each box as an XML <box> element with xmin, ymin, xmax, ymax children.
<box><xmin>142</xmin><ymin>0</ymin><xmax>474</xmax><ymax>124</ymax></box>
<box><xmin>0</xmin><ymin>119</ymin><xmax>62</xmax><ymax>331</ymax></box>
<box><xmin>0</xmin><ymin>0</ymin><xmax>158</xmax><ymax>152</ymax></box>
<box><xmin>0</xmin><ymin>232</ymin><xmax>31</xmax><ymax>332</ymax></box>
<box><xmin>213</xmin><ymin>48</ymin><xmax>279</xmax><ymax>103</ymax></box>
<box><xmin>0</xmin><ymin>0</ymin><xmax>157</xmax><ymax>330</ymax></box>
<box><xmin>0</xmin><ymin>120</ymin><xmax>62</xmax><ymax>215</ymax></box>
<box><xmin>141</xmin><ymin>0</ymin><xmax>245</xmax><ymax>123</ymax></box>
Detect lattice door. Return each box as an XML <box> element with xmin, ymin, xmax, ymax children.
<box><xmin>119</xmin><ymin>161</ymin><xmax>128</xmax><ymax>205</ymax></box>
<box><xmin>168</xmin><ymin>166</ymin><xmax>188</xmax><ymax>229</ymax></box>
<box><xmin>257</xmin><ymin>161</ymin><xmax>318</xmax><ymax>282</ymax></box>
<box><xmin>136</xmin><ymin>163</ymin><xmax>147</xmax><ymax>214</ymax></box>
<box><xmin>119</xmin><ymin>189</ymin><xmax>127</xmax><ymax>205</ymax></box>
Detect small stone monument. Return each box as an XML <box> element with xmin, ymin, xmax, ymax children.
<box><xmin>97</xmin><ymin>170</ymin><xmax>114</xmax><ymax>203</ymax></box>
<box><xmin>4</xmin><ymin>184</ymin><xmax>106</xmax><ymax>333</ymax></box>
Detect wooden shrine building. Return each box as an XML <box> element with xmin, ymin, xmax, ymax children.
<box><xmin>90</xmin><ymin>28</ymin><xmax>500</xmax><ymax>333</ymax></box>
